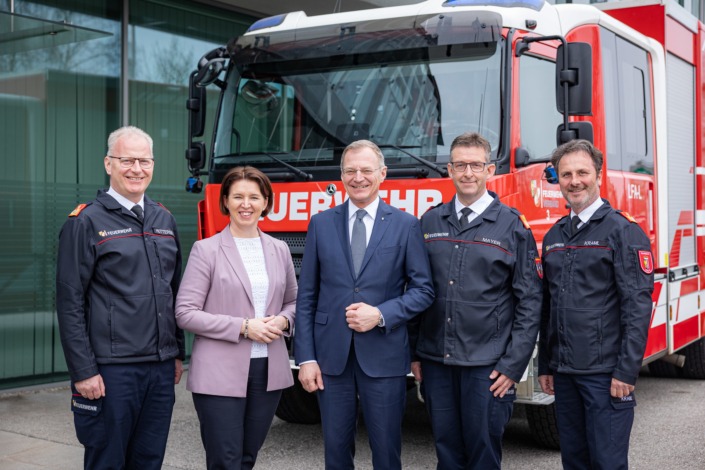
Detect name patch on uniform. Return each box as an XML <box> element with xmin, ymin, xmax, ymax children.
<box><xmin>424</xmin><ymin>232</ymin><xmax>449</xmax><ymax>239</ymax></box>
<box><xmin>474</xmin><ymin>235</ymin><xmax>508</xmax><ymax>251</ymax></box>
<box><xmin>611</xmin><ymin>393</ymin><xmax>635</xmax><ymax>404</ymax></box>
<box><xmin>72</xmin><ymin>398</ymin><xmax>98</xmax><ymax>412</ymax></box>
<box><xmin>638</xmin><ymin>250</ymin><xmax>654</xmax><ymax>274</ymax></box>
<box><xmin>153</xmin><ymin>228</ymin><xmax>175</xmax><ymax>236</ymax></box>
<box><xmin>582</xmin><ymin>240</ymin><xmax>607</xmax><ymax>247</ymax></box>
<box><xmin>98</xmin><ymin>228</ymin><xmax>133</xmax><ymax>237</ymax></box>
<box><xmin>544</xmin><ymin>242</ymin><xmax>564</xmax><ymax>252</ymax></box>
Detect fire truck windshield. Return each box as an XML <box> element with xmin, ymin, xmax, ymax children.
<box><xmin>212</xmin><ymin>14</ymin><xmax>503</xmax><ymax>182</ymax></box>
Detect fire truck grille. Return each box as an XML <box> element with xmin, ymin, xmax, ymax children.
<box><xmin>270</xmin><ymin>233</ymin><xmax>306</xmax><ymax>277</ymax></box>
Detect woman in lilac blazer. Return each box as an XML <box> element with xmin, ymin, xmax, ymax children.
<box><xmin>176</xmin><ymin>166</ymin><xmax>297</xmax><ymax>470</ymax></box>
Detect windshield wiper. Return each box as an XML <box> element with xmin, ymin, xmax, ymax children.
<box><xmin>221</xmin><ymin>152</ymin><xmax>313</xmax><ymax>181</ymax></box>
<box><xmin>377</xmin><ymin>144</ymin><xmax>448</xmax><ymax>177</ymax></box>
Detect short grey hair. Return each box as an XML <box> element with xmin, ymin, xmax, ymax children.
<box><xmin>341</xmin><ymin>139</ymin><xmax>385</xmax><ymax>169</ymax></box>
<box><xmin>107</xmin><ymin>126</ymin><xmax>153</xmax><ymax>157</ymax></box>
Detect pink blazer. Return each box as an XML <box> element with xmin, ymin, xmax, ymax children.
<box><xmin>175</xmin><ymin>227</ymin><xmax>297</xmax><ymax>397</ymax></box>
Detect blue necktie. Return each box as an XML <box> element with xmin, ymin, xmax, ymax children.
<box><xmin>351</xmin><ymin>209</ymin><xmax>367</xmax><ymax>277</ymax></box>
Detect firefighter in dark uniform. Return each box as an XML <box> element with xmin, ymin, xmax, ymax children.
<box><xmin>56</xmin><ymin>126</ymin><xmax>184</xmax><ymax>470</ymax></box>
<box><xmin>409</xmin><ymin>132</ymin><xmax>542</xmax><ymax>470</ymax></box>
<box><xmin>538</xmin><ymin>139</ymin><xmax>654</xmax><ymax>470</ymax></box>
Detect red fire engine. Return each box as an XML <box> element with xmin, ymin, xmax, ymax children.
<box><xmin>185</xmin><ymin>0</ymin><xmax>705</xmax><ymax>447</ymax></box>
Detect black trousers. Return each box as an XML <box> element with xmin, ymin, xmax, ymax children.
<box><xmin>317</xmin><ymin>345</ymin><xmax>407</xmax><ymax>470</ymax></box>
<box><xmin>554</xmin><ymin>373</ymin><xmax>635</xmax><ymax>470</ymax></box>
<box><xmin>421</xmin><ymin>361</ymin><xmax>515</xmax><ymax>470</ymax></box>
<box><xmin>192</xmin><ymin>357</ymin><xmax>282</xmax><ymax>470</ymax></box>
<box><xmin>71</xmin><ymin>360</ymin><xmax>176</xmax><ymax>470</ymax></box>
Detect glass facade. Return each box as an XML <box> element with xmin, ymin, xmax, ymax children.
<box><xmin>0</xmin><ymin>0</ymin><xmax>254</xmax><ymax>388</ymax></box>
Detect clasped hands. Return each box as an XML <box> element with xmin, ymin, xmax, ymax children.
<box><xmin>243</xmin><ymin>316</ymin><xmax>288</xmax><ymax>343</ymax></box>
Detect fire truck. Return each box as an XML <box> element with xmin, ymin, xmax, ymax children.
<box><xmin>184</xmin><ymin>0</ymin><xmax>705</xmax><ymax>448</ymax></box>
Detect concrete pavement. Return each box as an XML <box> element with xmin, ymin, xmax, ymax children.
<box><xmin>0</xmin><ymin>377</ymin><xmax>203</xmax><ymax>470</ymax></box>
<box><xmin>3</xmin><ymin>370</ymin><xmax>705</xmax><ymax>469</ymax></box>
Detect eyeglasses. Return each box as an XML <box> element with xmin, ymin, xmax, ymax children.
<box><xmin>448</xmin><ymin>161</ymin><xmax>491</xmax><ymax>173</ymax></box>
<box><xmin>342</xmin><ymin>167</ymin><xmax>379</xmax><ymax>176</ymax></box>
<box><xmin>108</xmin><ymin>156</ymin><xmax>155</xmax><ymax>169</ymax></box>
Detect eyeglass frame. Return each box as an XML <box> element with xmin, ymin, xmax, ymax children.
<box><xmin>107</xmin><ymin>155</ymin><xmax>155</xmax><ymax>169</ymax></box>
<box><xmin>341</xmin><ymin>167</ymin><xmax>381</xmax><ymax>177</ymax></box>
<box><xmin>448</xmin><ymin>161</ymin><xmax>493</xmax><ymax>173</ymax></box>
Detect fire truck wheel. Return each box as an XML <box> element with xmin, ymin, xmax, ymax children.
<box><xmin>525</xmin><ymin>403</ymin><xmax>560</xmax><ymax>450</ymax></box>
<box><xmin>647</xmin><ymin>359</ymin><xmax>683</xmax><ymax>378</ymax></box>
<box><xmin>274</xmin><ymin>372</ymin><xmax>321</xmax><ymax>424</ymax></box>
<box><xmin>681</xmin><ymin>338</ymin><xmax>705</xmax><ymax>380</ymax></box>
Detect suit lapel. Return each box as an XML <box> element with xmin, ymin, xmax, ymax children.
<box><xmin>260</xmin><ymin>232</ymin><xmax>277</xmax><ymax>312</ymax></box>
<box><xmin>219</xmin><ymin>228</ymin><xmax>255</xmax><ymax>308</ymax></box>
<box><xmin>358</xmin><ymin>200</ymin><xmax>392</xmax><ymax>277</ymax></box>
<box><xmin>335</xmin><ymin>203</ymin><xmax>356</xmax><ymax>280</ymax></box>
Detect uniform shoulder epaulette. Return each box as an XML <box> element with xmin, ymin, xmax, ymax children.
<box><xmin>518</xmin><ymin>213</ymin><xmax>531</xmax><ymax>230</ymax></box>
<box><xmin>422</xmin><ymin>201</ymin><xmax>445</xmax><ymax>217</ymax></box>
<box><xmin>617</xmin><ymin>210</ymin><xmax>637</xmax><ymax>223</ymax></box>
<box><xmin>68</xmin><ymin>203</ymin><xmax>89</xmax><ymax>217</ymax></box>
<box><xmin>508</xmin><ymin>206</ymin><xmax>531</xmax><ymax>229</ymax></box>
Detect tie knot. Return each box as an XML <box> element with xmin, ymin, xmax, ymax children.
<box><xmin>355</xmin><ymin>209</ymin><xmax>367</xmax><ymax>221</ymax></box>
<box><xmin>131</xmin><ymin>204</ymin><xmax>144</xmax><ymax>221</ymax></box>
<box><xmin>460</xmin><ymin>207</ymin><xmax>472</xmax><ymax>217</ymax></box>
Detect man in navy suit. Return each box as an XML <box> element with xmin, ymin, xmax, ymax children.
<box><xmin>294</xmin><ymin>140</ymin><xmax>434</xmax><ymax>470</ymax></box>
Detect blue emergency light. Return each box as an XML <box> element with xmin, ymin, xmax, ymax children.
<box><xmin>247</xmin><ymin>14</ymin><xmax>287</xmax><ymax>33</ymax></box>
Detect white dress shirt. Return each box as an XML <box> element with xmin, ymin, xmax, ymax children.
<box><xmin>570</xmin><ymin>197</ymin><xmax>604</xmax><ymax>230</ymax></box>
<box><xmin>454</xmin><ymin>191</ymin><xmax>494</xmax><ymax>224</ymax></box>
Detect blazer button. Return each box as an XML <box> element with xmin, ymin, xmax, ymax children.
<box><xmin>354</xmin><ymin>287</ymin><xmax>360</xmax><ymax>293</ymax></box>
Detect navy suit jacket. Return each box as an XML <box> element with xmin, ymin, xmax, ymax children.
<box><xmin>294</xmin><ymin>199</ymin><xmax>434</xmax><ymax>378</ymax></box>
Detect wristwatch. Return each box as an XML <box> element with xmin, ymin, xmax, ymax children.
<box><xmin>377</xmin><ymin>311</ymin><xmax>384</xmax><ymax>327</ymax></box>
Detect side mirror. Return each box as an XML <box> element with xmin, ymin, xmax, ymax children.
<box><xmin>185</xmin><ymin>70</ymin><xmax>207</xmax><ymax>183</ymax></box>
<box><xmin>194</xmin><ymin>48</ymin><xmax>227</xmax><ymax>87</ymax></box>
<box><xmin>187</xmin><ymin>70</ymin><xmax>206</xmax><ymax>138</ymax></box>
<box><xmin>556</xmin><ymin>42</ymin><xmax>592</xmax><ymax>116</ymax></box>
<box><xmin>556</xmin><ymin>121</ymin><xmax>594</xmax><ymax>145</ymax></box>
<box><xmin>186</xmin><ymin>141</ymin><xmax>205</xmax><ymax>171</ymax></box>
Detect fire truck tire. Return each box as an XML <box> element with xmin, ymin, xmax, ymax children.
<box><xmin>682</xmin><ymin>338</ymin><xmax>705</xmax><ymax>380</ymax></box>
<box><xmin>274</xmin><ymin>375</ymin><xmax>321</xmax><ymax>424</ymax></box>
<box><xmin>647</xmin><ymin>359</ymin><xmax>683</xmax><ymax>378</ymax></box>
<box><xmin>525</xmin><ymin>403</ymin><xmax>560</xmax><ymax>450</ymax></box>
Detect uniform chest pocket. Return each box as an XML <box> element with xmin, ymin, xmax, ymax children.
<box><xmin>151</xmin><ymin>234</ymin><xmax>178</xmax><ymax>279</ymax></box>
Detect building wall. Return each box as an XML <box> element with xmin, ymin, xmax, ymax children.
<box><xmin>0</xmin><ymin>0</ymin><xmax>255</xmax><ymax>388</ymax></box>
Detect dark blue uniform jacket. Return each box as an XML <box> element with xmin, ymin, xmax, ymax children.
<box><xmin>538</xmin><ymin>200</ymin><xmax>654</xmax><ymax>385</ymax></box>
<box><xmin>410</xmin><ymin>193</ymin><xmax>542</xmax><ymax>382</ymax></box>
<box><xmin>56</xmin><ymin>190</ymin><xmax>184</xmax><ymax>383</ymax></box>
